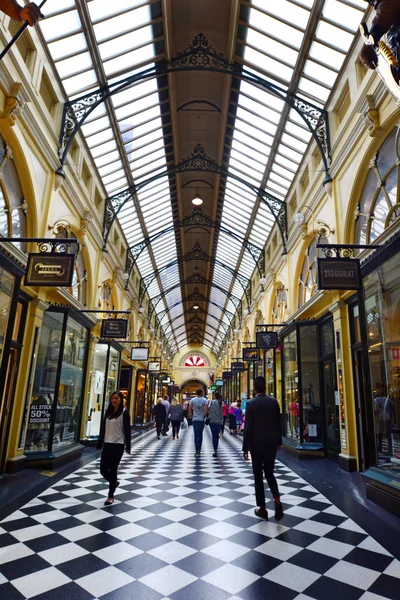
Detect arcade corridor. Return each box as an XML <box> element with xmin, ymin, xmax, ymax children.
<box><xmin>1</xmin><ymin>428</ymin><xmax>399</xmax><ymax>600</ymax></box>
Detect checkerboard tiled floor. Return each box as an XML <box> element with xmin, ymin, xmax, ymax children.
<box><xmin>1</xmin><ymin>427</ymin><xmax>399</xmax><ymax>600</ymax></box>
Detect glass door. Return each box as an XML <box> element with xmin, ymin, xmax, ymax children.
<box><xmin>323</xmin><ymin>359</ymin><xmax>340</xmax><ymax>455</ymax></box>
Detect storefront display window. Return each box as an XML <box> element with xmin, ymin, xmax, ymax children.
<box><xmin>299</xmin><ymin>325</ymin><xmax>321</xmax><ymax>444</ymax></box>
<box><xmin>0</xmin><ymin>268</ymin><xmax>14</xmax><ymax>366</ymax></box>
<box><xmin>265</xmin><ymin>349</ymin><xmax>275</xmax><ymax>398</ymax></box>
<box><xmin>364</xmin><ymin>253</ymin><xmax>400</xmax><ymax>473</ymax></box>
<box><xmin>134</xmin><ymin>370</ymin><xmax>148</xmax><ymax>425</ymax></box>
<box><xmin>24</xmin><ymin>310</ymin><xmax>89</xmax><ymax>455</ymax></box>
<box><xmin>283</xmin><ymin>329</ymin><xmax>299</xmax><ymax>440</ymax></box>
<box><xmin>85</xmin><ymin>343</ymin><xmax>121</xmax><ymax>439</ymax></box>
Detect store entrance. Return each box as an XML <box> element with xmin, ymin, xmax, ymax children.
<box><xmin>181</xmin><ymin>379</ymin><xmax>207</xmax><ymax>399</ymax></box>
<box><xmin>322</xmin><ymin>359</ymin><xmax>340</xmax><ymax>456</ymax></box>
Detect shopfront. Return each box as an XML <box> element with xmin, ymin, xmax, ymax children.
<box><xmin>280</xmin><ymin>317</ymin><xmax>337</xmax><ymax>456</ymax></box>
<box><xmin>23</xmin><ymin>308</ymin><xmax>90</xmax><ymax>461</ymax></box>
<box><xmin>133</xmin><ymin>368</ymin><xmax>168</xmax><ymax>426</ymax></box>
<box><xmin>0</xmin><ymin>255</ymin><xmax>27</xmax><ymax>472</ymax></box>
<box><xmin>85</xmin><ymin>340</ymin><xmax>121</xmax><ymax>441</ymax></box>
<box><xmin>350</xmin><ymin>236</ymin><xmax>400</xmax><ymax>512</ymax></box>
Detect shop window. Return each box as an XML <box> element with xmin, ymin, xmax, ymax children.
<box><xmin>283</xmin><ymin>329</ymin><xmax>299</xmax><ymax>440</ymax></box>
<box><xmin>364</xmin><ymin>254</ymin><xmax>400</xmax><ymax>472</ymax></box>
<box><xmin>355</xmin><ymin>128</ymin><xmax>400</xmax><ymax>245</ymax></box>
<box><xmin>298</xmin><ymin>236</ymin><xmax>328</xmax><ymax>308</ymax></box>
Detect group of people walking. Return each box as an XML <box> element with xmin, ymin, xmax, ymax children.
<box><xmin>97</xmin><ymin>375</ymin><xmax>284</xmax><ymax>522</ymax></box>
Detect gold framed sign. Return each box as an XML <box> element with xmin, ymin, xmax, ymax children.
<box><xmin>101</xmin><ymin>319</ymin><xmax>128</xmax><ymax>339</ymax></box>
<box><xmin>25</xmin><ymin>253</ymin><xmax>75</xmax><ymax>287</ymax></box>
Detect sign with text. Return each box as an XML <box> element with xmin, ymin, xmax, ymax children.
<box><xmin>317</xmin><ymin>258</ymin><xmax>361</xmax><ymax>290</ymax></box>
<box><xmin>101</xmin><ymin>319</ymin><xmax>128</xmax><ymax>339</ymax></box>
<box><xmin>215</xmin><ymin>379</ymin><xmax>224</xmax><ymax>386</ymax></box>
<box><xmin>131</xmin><ymin>347</ymin><xmax>149</xmax><ymax>361</ymax></box>
<box><xmin>256</xmin><ymin>331</ymin><xmax>278</xmax><ymax>349</ymax></box>
<box><xmin>148</xmin><ymin>361</ymin><xmax>161</xmax><ymax>372</ymax></box>
<box><xmin>231</xmin><ymin>361</ymin><xmax>245</xmax><ymax>373</ymax></box>
<box><xmin>29</xmin><ymin>404</ymin><xmax>53</xmax><ymax>424</ymax></box>
<box><xmin>243</xmin><ymin>347</ymin><xmax>260</xmax><ymax>361</ymax></box>
<box><xmin>25</xmin><ymin>253</ymin><xmax>75</xmax><ymax>287</ymax></box>
<box><xmin>222</xmin><ymin>371</ymin><xmax>232</xmax><ymax>380</ymax></box>
<box><xmin>210</xmin><ymin>385</ymin><xmax>217</xmax><ymax>391</ymax></box>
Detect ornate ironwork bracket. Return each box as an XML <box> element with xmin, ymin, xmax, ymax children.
<box><xmin>316</xmin><ymin>243</ymin><xmax>379</xmax><ymax>258</ymax></box>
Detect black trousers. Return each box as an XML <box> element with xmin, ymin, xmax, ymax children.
<box><xmin>156</xmin><ymin>421</ymin><xmax>163</xmax><ymax>437</ymax></box>
<box><xmin>100</xmin><ymin>443</ymin><xmax>124</xmax><ymax>497</ymax></box>
<box><xmin>250</xmin><ymin>445</ymin><xmax>280</xmax><ymax>507</ymax></box>
<box><xmin>171</xmin><ymin>420</ymin><xmax>181</xmax><ymax>437</ymax></box>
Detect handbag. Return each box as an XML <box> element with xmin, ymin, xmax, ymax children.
<box><xmin>205</xmin><ymin>417</ymin><xmax>210</xmax><ymax>426</ymax></box>
<box><xmin>181</xmin><ymin>417</ymin><xmax>188</xmax><ymax>430</ymax></box>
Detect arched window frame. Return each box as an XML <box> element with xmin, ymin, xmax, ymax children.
<box><xmin>298</xmin><ymin>236</ymin><xmax>328</xmax><ymax>309</ymax></box>
<box><xmin>182</xmin><ymin>353</ymin><xmax>208</xmax><ymax>367</ymax></box>
<box><xmin>272</xmin><ymin>284</ymin><xmax>287</xmax><ymax>324</ymax></box>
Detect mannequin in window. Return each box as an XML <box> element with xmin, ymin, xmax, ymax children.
<box><xmin>0</xmin><ymin>1</ymin><xmax>43</xmax><ymax>25</ymax></box>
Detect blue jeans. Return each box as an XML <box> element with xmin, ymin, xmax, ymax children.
<box><xmin>193</xmin><ymin>420</ymin><xmax>205</xmax><ymax>453</ymax></box>
<box><xmin>210</xmin><ymin>423</ymin><xmax>221</xmax><ymax>451</ymax></box>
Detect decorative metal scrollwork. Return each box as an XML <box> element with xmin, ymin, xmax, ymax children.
<box><xmin>291</xmin><ymin>98</ymin><xmax>330</xmax><ymax>164</ymax></box>
<box><xmin>170</xmin><ymin>33</ymin><xmax>232</xmax><ymax>70</ymax></box>
<box><xmin>59</xmin><ymin>90</ymin><xmax>107</xmax><ymax>158</ymax></box>
<box><xmin>177</xmin><ymin>144</ymin><xmax>219</xmax><ymax>173</ymax></box>
<box><xmin>37</xmin><ymin>239</ymin><xmax>75</xmax><ymax>254</ymax></box>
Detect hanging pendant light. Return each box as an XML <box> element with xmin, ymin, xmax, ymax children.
<box><xmin>192</xmin><ymin>189</ymin><xmax>203</xmax><ymax>206</ymax></box>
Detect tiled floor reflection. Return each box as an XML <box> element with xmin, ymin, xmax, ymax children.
<box><xmin>1</xmin><ymin>428</ymin><xmax>399</xmax><ymax>600</ymax></box>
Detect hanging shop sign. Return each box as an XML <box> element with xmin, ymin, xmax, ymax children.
<box><xmin>131</xmin><ymin>347</ymin><xmax>149</xmax><ymax>361</ymax></box>
<box><xmin>25</xmin><ymin>253</ymin><xmax>75</xmax><ymax>287</ymax></box>
<box><xmin>168</xmin><ymin>380</ymin><xmax>174</xmax><ymax>387</ymax></box>
<box><xmin>101</xmin><ymin>319</ymin><xmax>128</xmax><ymax>339</ymax></box>
<box><xmin>162</xmin><ymin>376</ymin><xmax>171</xmax><ymax>384</ymax></box>
<box><xmin>210</xmin><ymin>385</ymin><xmax>217</xmax><ymax>391</ymax></box>
<box><xmin>222</xmin><ymin>371</ymin><xmax>232</xmax><ymax>380</ymax></box>
<box><xmin>215</xmin><ymin>379</ymin><xmax>224</xmax><ymax>386</ymax></box>
<box><xmin>148</xmin><ymin>361</ymin><xmax>161</xmax><ymax>372</ymax></box>
<box><xmin>243</xmin><ymin>348</ymin><xmax>260</xmax><ymax>361</ymax></box>
<box><xmin>28</xmin><ymin>404</ymin><xmax>53</xmax><ymax>425</ymax></box>
<box><xmin>231</xmin><ymin>361</ymin><xmax>245</xmax><ymax>373</ymax></box>
<box><xmin>317</xmin><ymin>258</ymin><xmax>362</xmax><ymax>290</ymax></box>
<box><xmin>256</xmin><ymin>331</ymin><xmax>278</xmax><ymax>349</ymax></box>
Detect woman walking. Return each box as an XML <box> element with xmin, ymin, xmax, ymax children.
<box><xmin>97</xmin><ymin>391</ymin><xmax>131</xmax><ymax>506</ymax></box>
<box><xmin>235</xmin><ymin>400</ymin><xmax>243</xmax><ymax>434</ymax></box>
<box><xmin>228</xmin><ymin>402</ymin><xmax>237</xmax><ymax>435</ymax></box>
<box><xmin>169</xmin><ymin>397</ymin><xmax>183</xmax><ymax>439</ymax></box>
<box><xmin>221</xmin><ymin>400</ymin><xmax>228</xmax><ymax>435</ymax></box>
<box><xmin>153</xmin><ymin>397</ymin><xmax>167</xmax><ymax>440</ymax></box>
<box><xmin>209</xmin><ymin>392</ymin><xmax>223</xmax><ymax>457</ymax></box>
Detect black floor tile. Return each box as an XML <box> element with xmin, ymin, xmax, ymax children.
<box><xmin>0</xmin><ymin>554</ymin><xmax>50</xmax><ymax>581</ymax></box>
<box><xmin>237</xmin><ymin>577</ymin><xmax>297</xmax><ymax>600</ymax></box>
<box><xmin>369</xmin><ymin>574</ymin><xmax>400</xmax><ymax>599</ymax></box>
<box><xmin>304</xmin><ymin>575</ymin><xmax>364</xmax><ymax>600</ymax></box>
<box><xmin>117</xmin><ymin>553</ymin><xmax>168</xmax><ymax>578</ymax></box>
<box><xmin>288</xmin><ymin>548</ymin><xmax>337</xmax><ymax>574</ymax></box>
<box><xmin>180</xmin><ymin>515</ymin><xmax>216</xmax><ymax>530</ymax></box>
<box><xmin>344</xmin><ymin>547</ymin><xmax>394</xmax><ymax>572</ymax></box>
<box><xmin>178</xmin><ymin>531</ymin><xmax>221</xmax><ymax>551</ymax></box>
<box><xmin>232</xmin><ymin>551</ymin><xmax>282</xmax><ymax>576</ymax></box>
<box><xmin>174</xmin><ymin>552</ymin><xmax>225</xmax><ymax>577</ymax></box>
<box><xmin>275</xmin><ymin>528</ymin><xmax>319</xmax><ymax>548</ymax></box>
<box><xmin>324</xmin><ymin>527</ymin><xmax>368</xmax><ymax>546</ymax></box>
<box><xmin>46</xmin><ymin>516</ymin><xmax>84</xmax><ymax>532</ymax></box>
<box><xmin>76</xmin><ymin>532</ymin><xmax>121</xmax><ymax>552</ymax></box>
<box><xmin>57</xmin><ymin>553</ymin><xmax>109</xmax><ymax>579</ymax></box>
<box><xmin>127</xmin><ymin>532</ymin><xmax>170</xmax><ymax>551</ymax></box>
<box><xmin>0</xmin><ymin>582</ymin><xmax>26</xmax><ymax>599</ymax></box>
<box><xmin>134</xmin><ymin>515</ymin><xmax>172</xmax><ymax>530</ymax></box>
<box><xmin>170</xmin><ymin>579</ymin><xmax>231</xmax><ymax>600</ymax></box>
<box><xmin>228</xmin><ymin>530</ymin><xmax>272</xmax><ymax>549</ymax></box>
<box><xmin>101</xmin><ymin>580</ymin><xmax>163</xmax><ymax>600</ymax></box>
<box><xmin>32</xmin><ymin>582</ymin><xmax>94</xmax><ymax>600</ymax></box>
<box><xmin>310</xmin><ymin>512</ymin><xmax>348</xmax><ymax>527</ymax></box>
<box><xmin>24</xmin><ymin>533</ymin><xmax>70</xmax><ymax>553</ymax></box>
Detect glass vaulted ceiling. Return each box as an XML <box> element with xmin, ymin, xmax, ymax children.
<box><xmin>40</xmin><ymin>0</ymin><xmax>186</xmax><ymax>354</ymax></box>
<box><xmin>208</xmin><ymin>0</ymin><xmax>366</xmax><ymax>355</ymax></box>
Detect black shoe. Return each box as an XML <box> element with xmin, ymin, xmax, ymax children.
<box><xmin>254</xmin><ymin>508</ymin><xmax>268</xmax><ymax>520</ymax></box>
<box><xmin>213</xmin><ymin>452</ymin><xmax>217</xmax><ymax>457</ymax></box>
<box><xmin>104</xmin><ymin>498</ymin><xmax>114</xmax><ymax>506</ymax></box>
<box><xmin>274</xmin><ymin>501</ymin><xmax>283</xmax><ymax>521</ymax></box>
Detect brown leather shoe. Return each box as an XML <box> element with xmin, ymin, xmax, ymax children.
<box><xmin>254</xmin><ymin>508</ymin><xmax>268</xmax><ymax>520</ymax></box>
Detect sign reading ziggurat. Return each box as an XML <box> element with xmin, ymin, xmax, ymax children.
<box><xmin>317</xmin><ymin>257</ymin><xmax>362</xmax><ymax>290</ymax></box>
<box><xmin>256</xmin><ymin>331</ymin><xmax>278</xmax><ymax>349</ymax></box>
<box><xmin>25</xmin><ymin>253</ymin><xmax>76</xmax><ymax>287</ymax></box>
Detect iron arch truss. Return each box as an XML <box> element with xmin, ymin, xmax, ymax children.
<box><xmin>139</xmin><ymin>241</ymin><xmax>251</xmax><ymax>308</ymax></box>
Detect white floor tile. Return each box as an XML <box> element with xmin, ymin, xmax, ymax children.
<box><xmin>93</xmin><ymin>541</ymin><xmax>142</xmax><ymax>564</ymax></box>
<box><xmin>201</xmin><ymin>522</ymin><xmax>242</xmax><ymax>539</ymax></box>
<box><xmin>31</xmin><ymin>510</ymin><xmax>70</xmax><ymax>524</ymax></box>
<box><xmin>338</xmin><ymin>519</ymin><xmax>367</xmax><ymax>534</ymax></box>
<box><xmin>293</xmin><ymin>519</ymin><xmax>335</xmax><ymax>537</ymax></box>
<box><xmin>307</xmin><ymin>537</ymin><xmax>354</xmax><ymax>560</ymax></box>
<box><xmin>154</xmin><ymin>523</ymin><xmax>196</xmax><ymax>540</ymax></box>
<box><xmin>1</xmin><ymin>510</ymin><xmax>27</xmax><ymax>523</ymax></box>
<box><xmin>104</xmin><ymin>522</ymin><xmax>149</xmax><ymax>541</ymax></box>
<box><xmin>325</xmin><ymin>561</ymin><xmax>380</xmax><ymax>590</ymax></box>
<box><xmin>358</xmin><ymin>536</ymin><xmax>393</xmax><ymax>556</ymax></box>
<box><xmin>255</xmin><ymin>538</ymin><xmax>302</xmax><ymax>561</ymax></box>
<box><xmin>38</xmin><ymin>542</ymin><xmax>89</xmax><ymax>565</ymax></box>
<box><xmin>202</xmin><ymin>563</ymin><xmax>259</xmax><ymax>594</ymax></box>
<box><xmin>59</xmin><ymin>523</ymin><xmax>102</xmax><ymax>542</ymax></box>
<box><xmin>0</xmin><ymin>542</ymin><xmax>34</xmax><ymax>565</ymax></box>
<box><xmin>264</xmin><ymin>562</ymin><xmax>320</xmax><ymax>592</ymax></box>
<box><xmin>11</xmin><ymin>524</ymin><xmax>54</xmax><ymax>543</ymax></box>
<box><xmin>284</xmin><ymin>506</ymin><xmax>319</xmax><ymax>520</ymax></box>
<box><xmin>201</xmin><ymin>507</ymin><xmax>237</xmax><ymax>521</ymax></box>
<box><xmin>148</xmin><ymin>540</ymin><xmax>197</xmax><ymax>563</ymax></box>
<box><xmin>248</xmin><ymin>521</ymin><xmax>289</xmax><ymax>538</ymax></box>
<box><xmin>76</xmin><ymin>566</ymin><xmax>134</xmax><ymax>597</ymax></box>
<box><xmin>201</xmin><ymin>539</ymin><xmax>249</xmax><ymax>562</ymax></box>
<box><xmin>139</xmin><ymin>565</ymin><xmax>197</xmax><ymax>596</ymax></box>
<box><xmin>12</xmin><ymin>567</ymin><xmax>71</xmax><ymax>598</ymax></box>
<box><xmin>384</xmin><ymin>558</ymin><xmax>400</xmax><ymax>579</ymax></box>
<box><xmin>162</xmin><ymin>508</ymin><xmax>197</xmax><ymax>522</ymax></box>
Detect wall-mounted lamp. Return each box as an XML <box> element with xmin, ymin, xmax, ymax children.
<box><xmin>192</xmin><ymin>190</ymin><xmax>203</xmax><ymax>206</ymax></box>
<box><xmin>122</xmin><ymin>272</ymin><xmax>129</xmax><ymax>281</ymax></box>
<box><xmin>138</xmin><ymin>306</ymin><xmax>145</xmax><ymax>313</ymax></box>
<box><xmin>293</xmin><ymin>205</ymin><xmax>335</xmax><ymax>239</ymax></box>
<box><xmin>259</xmin><ymin>277</ymin><xmax>267</xmax><ymax>287</ymax></box>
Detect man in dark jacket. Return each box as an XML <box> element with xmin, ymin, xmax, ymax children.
<box><xmin>243</xmin><ymin>376</ymin><xmax>283</xmax><ymax>521</ymax></box>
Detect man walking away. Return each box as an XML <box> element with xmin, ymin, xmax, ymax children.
<box><xmin>243</xmin><ymin>376</ymin><xmax>283</xmax><ymax>521</ymax></box>
<box><xmin>189</xmin><ymin>388</ymin><xmax>208</xmax><ymax>457</ymax></box>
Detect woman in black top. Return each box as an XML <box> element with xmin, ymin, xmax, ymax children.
<box><xmin>97</xmin><ymin>391</ymin><xmax>131</xmax><ymax>506</ymax></box>
<box><xmin>153</xmin><ymin>397</ymin><xmax>167</xmax><ymax>439</ymax></box>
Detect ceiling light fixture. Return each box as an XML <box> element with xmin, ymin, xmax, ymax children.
<box><xmin>193</xmin><ymin>304</ymin><xmax>199</xmax><ymax>310</ymax></box>
<box><xmin>192</xmin><ymin>189</ymin><xmax>203</xmax><ymax>206</ymax></box>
